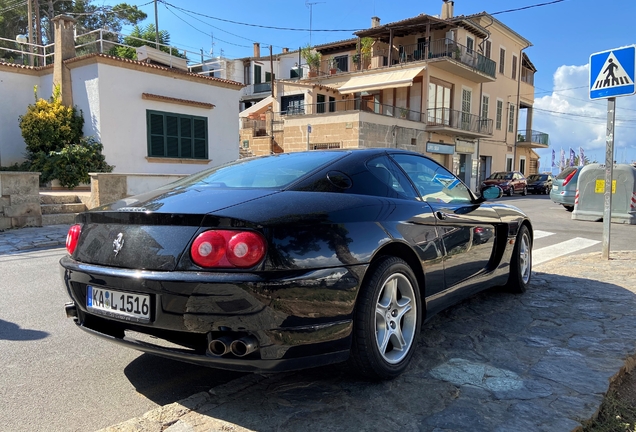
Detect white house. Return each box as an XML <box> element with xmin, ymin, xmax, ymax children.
<box><xmin>0</xmin><ymin>16</ymin><xmax>243</xmax><ymax>175</ymax></box>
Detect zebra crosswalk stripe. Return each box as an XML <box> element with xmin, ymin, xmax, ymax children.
<box><xmin>533</xmin><ymin>230</ymin><xmax>555</xmax><ymax>240</ymax></box>
<box><xmin>533</xmin><ymin>237</ymin><xmax>600</xmax><ymax>266</ymax></box>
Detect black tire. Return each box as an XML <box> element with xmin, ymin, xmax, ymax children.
<box><xmin>564</xmin><ymin>205</ymin><xmax>574</xmax><ymax>212</ymax></box>
<box><xmin>506</xmin><ymin>225</ymin><xmax>532</xmax><ymax>293</ymax></box>
<box><xmin>507</xmin><ymin>188</ymin><xmax>513</xmax><ymax>197</ymax></box>
<box><xmin>350</xmin><ymin>256</ymin><xmax>422</xmax><ymax>380</ymax></box>
<box><xmin>521</xmin><ymin>187</ymin><xmax>527</xmax><ymax>196</ymax></box>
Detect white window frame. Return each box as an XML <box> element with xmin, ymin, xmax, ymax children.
<box><xmin>495</xmin><ymin>98</ymin><xmax>503</xmax><ymax>130</ymax></box>
<box><xmin>508</xmin><ymin>103</ymin><xmax>516</xmax><ymax>133</ymax></box>
<box><xmin>512</xmin><ymin>54</ymin><xmax>518</xmax><ymax>80</ymax></box>
<box><xmin>499</xmin><ymin>46</ymin><xmax>506</xmax><ymax>75</ymax></box>
<box><xmin>506</xmin><ymin>154</ymin><xmax>514</xmax><ymax>171</ymax></box>
<box><xmin>519</xmin><ymin>155</ymin><xmax>527</xmax><ymax>175</ymax></box>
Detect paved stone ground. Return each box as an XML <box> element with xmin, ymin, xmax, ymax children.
<box><xmin>0</xmin><ymin>225</ymin><xmax>70</xmax><ymax>254</ymax></box>
<box><xmin>98</xmin><ymin>251</ymin><xmax>636</xmax><ymax>432</ymax></box>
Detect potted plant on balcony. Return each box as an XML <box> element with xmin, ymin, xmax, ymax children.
<box><xmin>301</xmin><ymin>44</ymin><xmax>322</xmax><ymax>77</ymax></box>
<box><xmin>354</xmin><ymin>37</ymin><xmax>374</xmax><ymax>69</ymax></box>
<box><xmin>328</xmin><ymin>56</ymin><xmax>337</xmax><ymax>75</ymax></box>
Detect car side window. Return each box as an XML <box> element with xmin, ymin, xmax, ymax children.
<box><xmin>391</xmin><ymin>154</ymin><xmax>472</xmax><ymax>204</ymax></box>
<box><xmin>366</xmin><ymin>156</ymin><xmax>418</xmax><ymax>199</ymax></box>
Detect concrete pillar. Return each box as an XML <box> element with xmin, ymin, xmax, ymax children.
<box><xmin>525</xmin><ymin>107</ymin><xmax>533</xmax><ymax>142</ymax></box>
<box><xmin>52</xmin><ymin>15</ymin><xmax>76</xmax><ymax>107</ymax></box>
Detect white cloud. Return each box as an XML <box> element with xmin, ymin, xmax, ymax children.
<box><xmin>525</xmin><ymin>64</ymin><xmax>636</xmax><ymax>168</ymax></box>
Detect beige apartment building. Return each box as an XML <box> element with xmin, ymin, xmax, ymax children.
<box><xmin>239</xmin><ymin>0</ymin><xmax>548</xmax><ymax>190</ymax></box>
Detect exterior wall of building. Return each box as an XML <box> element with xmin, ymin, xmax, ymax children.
<box><xmin>0</xmin><ymin>67</ymin><xmax>42</xmax><ymax>166</ymax></box>
<box><xmin>73</xmin><ymin>61</ymin><xmax>240</xmax><ymax>175</ymax></box>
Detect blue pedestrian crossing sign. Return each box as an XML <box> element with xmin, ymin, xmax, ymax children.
<box><xmin>589</xmin><ymin>46</ymin><xmax>635</xmax><ymax>100</ymax></box>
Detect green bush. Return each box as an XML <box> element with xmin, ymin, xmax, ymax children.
<box><xmin>30</xmin><ymin>137</ymin><xmax>114</xmax><ymax>188</ymax></box>
<box><xmin>19</xmin><ymin>87</ymin><xmax>84</xmax><ymax>155</ymax></box>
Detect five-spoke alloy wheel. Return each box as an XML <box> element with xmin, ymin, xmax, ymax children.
<box><xmin>506</xmin><ymin>225</ymin><xmax>532</xmax><ymax>293</ymax></box>
<box><xmin>351</xmin><ymin>256</ymin><xmax>421</xmax><ymax>379</ymax></box>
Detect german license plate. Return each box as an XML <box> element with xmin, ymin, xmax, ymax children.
<box><xmin>87</xmin><ymin>286</ymin><xmax>151</xmax><ymax>322</ymax></box>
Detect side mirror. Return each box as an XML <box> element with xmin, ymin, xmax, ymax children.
<box><xmin>481</xmin><ymin>185</ymin><xmax>503</xmax><ymax>200</ymax></box>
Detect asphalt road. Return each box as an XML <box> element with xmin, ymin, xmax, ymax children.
<box><xmin>0</xmin><ymin>195</ymin><xmax>633</xmax><ymax>432</ymax></box>
<box><xmin>0</xmin><ymin>249</ymin><xmax>243</xmax><ymax>432</ymax></box>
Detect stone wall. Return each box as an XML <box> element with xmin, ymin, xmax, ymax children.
<box><xmin>88</xmin><ymin>173</ymin><xmax>187</xmax><ymax>208</ymax></box>
<box><xmin>0</xmin><ymin>172</ymin><xmax>42</xmax><ymax>229</ymax></box>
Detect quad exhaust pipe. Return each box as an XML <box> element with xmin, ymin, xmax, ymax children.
<box><xmin>208</xmin><ymin>335</ymin><xmax>259</xmax><ymax>357</ymax></box>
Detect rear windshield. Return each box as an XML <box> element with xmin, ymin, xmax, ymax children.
<box><xmin>489</xmin><ymin>172</ymin><xmax>513</xmax><ymax>180</ymax></box>
<box><xmin>164</xmin><ymin>152</ymin><xmax>346</xmax><ymax>189</ymax></box>
<box><xmin>556</xmin><ymin>167</ymin><xmax>578</xmax><ymax>179</ymax></box>
<box><xmin>528</xmin><ymin>174</ymin><xmax>548</xmax><ymax>181</ymax></box>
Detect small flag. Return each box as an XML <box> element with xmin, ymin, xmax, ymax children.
<box><xmin>560</xmin><ymin>149</ymin><xmax>565</xmax><ymax>170</ymax></box>
<box><xmin>551</xmin><ymin>149</ymin><xmax>556</xmax><ymax>167</ymax></box>
<box><xmin>579</xmin><ymin>147</ymin><xmax>585</xmax><ymax>166</ymax></box>
<box><xmin>569</xmin><ymin>148</ymin><xmax>575</xmax><ymax>167</ymax></box>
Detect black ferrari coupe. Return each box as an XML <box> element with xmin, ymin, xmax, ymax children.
<box><xmin>60</xmin><ymin>148</ymin><xmax>533</xmax><ymax>380</ymax></box>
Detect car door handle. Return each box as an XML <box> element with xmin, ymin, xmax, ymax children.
<box><xmin>435</xmin><ymin>211</ymin><xmax>447</xmax><ymax>220</ymax></box>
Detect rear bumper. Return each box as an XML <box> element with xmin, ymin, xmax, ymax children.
<box><xmin>550</xmin><ymin>190</ymin><xmax>575</xmax><ymax>206</ymax></box>
<box><xmin>59</xmin><ymin>255</ymin><xmax>364</xmax><ymax>372</ymax></box>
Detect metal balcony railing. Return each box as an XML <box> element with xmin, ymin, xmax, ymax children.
<box><xmin>282</xmin><ymin>98</ymin><xmax>492</xmax><ymax>135</ymax></box>
<box><xmin>517</xmin><ymin>130</ymin><xmax>549</xmax><ymax>145</ymax></box>
<box><xmin>252</xmin><ymin>82</ymin><xmax>272</xmax><ymax>93</ymax></box>
<box><xmin>427</xmin><ymin>108</ymin><xmax>493</xmax><ymax>135</ymax></box>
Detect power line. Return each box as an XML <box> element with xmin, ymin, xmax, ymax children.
<box><xmin>161</xmin><ymin>1</ymin><xmax>364</xmax><ymax>32</ymax></box>
<box><xmin>490</xmin><ymin>0</ymin><xmax>566</xmax><ymax>16</ymax></box>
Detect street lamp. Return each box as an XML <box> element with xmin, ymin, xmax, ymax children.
<box><xmin>15</xmin><ymin>34</ymin><xmax>27</xmax><ymax>65</ymax></box>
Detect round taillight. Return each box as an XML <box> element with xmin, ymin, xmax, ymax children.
<box><xmin>191</xmin><ymin>231</ymin><xmax>226</xmax><ymax>267</ymax></box>
<box><xmin>66</xmin><ymin>224</ymin><xmax>81</xmax><ymax>255</ymax></box>
<box><xmin>227</xmin><ymin>232</ymin><xmax>267</xmax><ymax>268</ymax></box>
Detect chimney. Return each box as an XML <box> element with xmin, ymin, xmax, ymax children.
<box><xmin>282</xmin><ymin>47</ymin><xmax>289</xmax><ymax>53</ymax></box>
<box><xmin>253</xmin><ymin>42</ymin><xmax>260</xmax><ymax>58</ymax></box>
<box><xmin>52</xmin><ymin>15</ymin><xmax>76</xmax><ymax>107</ymax></box>
<box><xmin>371</xmin><ymin>16</ymin><xmax>381</xmax><ymax>28</ymax></box>
<box><xmin>441</xmin><ymin>0</ymin><xmax>454</xmax><ymax>19</ymax></box>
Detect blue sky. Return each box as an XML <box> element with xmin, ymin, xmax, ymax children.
<box><xmin>108</xmin><ymin>0</ymin><xmax>636</xmax><ymax>166</ymax></box>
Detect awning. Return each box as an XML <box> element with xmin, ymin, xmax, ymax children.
<box><xmin>338</xmin><ymin>67</ymin><xmax>425</xmax><ymax>94</ymax></box>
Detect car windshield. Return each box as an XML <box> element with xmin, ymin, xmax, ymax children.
<box><xmin>556</xmin><ymin>167</ymin><xmax>578</xmax><ymax>179</ymax></box>
<box><xmin>164</xmin><ymin>151</ymin><xmax>346</xmax><ymax>189</ymax></box>
<box><xmin>528</xmin><ymin>174</ymin><xmax>548</xmax><ymax>181</ymax></box>
<box><xmin>489</xmin><ymin>172</ymin><xmax>513</xmax><ymax>180</ymax></box>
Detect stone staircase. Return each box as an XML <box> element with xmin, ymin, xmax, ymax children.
<box><xmin>40</xmin><ymin>192</ymin><xmax>90</xmax><ymax>226</ymax></box>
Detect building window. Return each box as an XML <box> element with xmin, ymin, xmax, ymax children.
<box><xmin>466</xmin><ymin>37</ymin><xmax>474</xmax><ymax>54</ymax></box>
<box><xmin>244</xmin><ymin>64</ymin><xmax>251</xmax><ymax>85</ymax></box>
<box><xmin>334</xmin><ymin>55</ymin><xmax>348</xmax><ymax>72</ymax></box>
<box><xmin>254</xmin><ymin>65</ymin><xmax>262</xmax><ymax>84</ymax></box>
<box><xmin>265</xmin><ymin>71</ymin><xmax>273</xmax><ymax>82</ymax></box>
<box><xmin>499</xmin><ymin>48</ymin><xmax>505</xmax><ymax>74</ymax></box>
<box><xmin>484</xmin><ymin>40</ymin><xmax>491</xmax><ymax>59</ymax></box>
<box><xmin>147</xmin><ymin>110</ymin><xmax>207</xmax><ymax>159</ymax></box>
<box><xmin>290</xmin><ymin>67</ymin><xmax>303</xmax><ymax>79</ymax></box>
<box><xmin>329</xmin><ymin>96</ymin><xmax>336</xmax><ymax>112</ymax></box>
<box><xmin>496</xmin><ymin>100</ymin><xmax>503</xmax><ymax>130</ymax></box>
<box><xmin>519</xmin><ymin>156</ymin><xmax>526</xmax><ymax>174</ymax></box>
<box><xmin>506</xmin><ymin>155</ymin><xmax>513</xmax><ymax>171</ymax></box>
<box><xmin>481</xmin><ymin>95</ymin><xmax>489</xmax><ymax>119</ymax></box>
<box><xmin>317</xmin><ymin>94</ymin><xmax>326</xmax><ymax>114</ymax></box>
<box><xmin>428</xmin><ymin>79</ymin><xmax>452</xmax><ymax>125</ymax></box>
<box><xmin>508</xmin><ymin>104</ymin><xmax>515</xmax><ymax>133</ymax></box>
<box><xmin>281</xmin><ymin>94</ymin><xmax>304</xmax><ymax>115</ymax></box>
<box><xmin>512</xmin><ymin>55</ymin><xmax>517</xmax><ymax>80</ymax></box>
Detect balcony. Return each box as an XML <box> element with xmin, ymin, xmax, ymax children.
<box><xmin>516</xmin><ymin>130</ymin><xmax>549</xmax><ymax>149</ymax></box>
<box><xmin>282</xmin><ymin>98</ymin><xmax>492</xmax><ymax>138</ymax></box>
<box><xmin>252</xmin><ymin>82</ymin><xmax>272</xmax><ymax>94</ymax></box>
<box><xmin>310</xmin><ymin>38</ymin><xmax>496</xmax><ymax>83</ymax></box>
<box><xmin>426</xmin><ymin>108</ymin><xmax>493</xmax><ymax>138</ymax></box>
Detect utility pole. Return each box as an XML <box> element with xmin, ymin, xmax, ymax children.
<box><xmin>269</xmin><ymin>45</ymin><xmax>274</xmax><ymax>99</ymax></box>
<box><xmin>154</xmin><ymin>0</ymin><xmax>159</xmax><ymax>49</ymax></box>
<box><xmin>27</xmin><ymin>0</ymin><xmax>33</xmax><ymax>65</ymax></box>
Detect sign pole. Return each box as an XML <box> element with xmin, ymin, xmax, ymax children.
<box><xmin>601</xmin><ymin>97</ymin><xmax>616</xmax><ymax>260</ymax></box>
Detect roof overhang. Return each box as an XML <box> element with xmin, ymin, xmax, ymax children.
<box><xmin>338</xmin><ymin>67</ymin><xmax>425</xmax><ymax>94</ymax></box>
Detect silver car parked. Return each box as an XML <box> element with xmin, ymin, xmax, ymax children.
<box><xmin>550</xmin><ymin>167</ymin><xmax>581</xmax><ymax>211</ymax></box>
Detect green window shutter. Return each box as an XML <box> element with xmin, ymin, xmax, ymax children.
<box><xmin>147</xmin><ymin>111</ymin><xmax>207</xmax><ymax>159</ymax></box>
<box><xmin>149</xmin><ymin>113</ymin><xmax>165</xmax><ymax>156</ymax></box>
<box><xmin>193</xmin><ymin>118</ymin><xmax>207</xmax><ymax>158</ymax></box>
<box><xmin>180</xmin><ymin>117</ymin><xmax>193</xmax><ymax>158</ymax></box>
